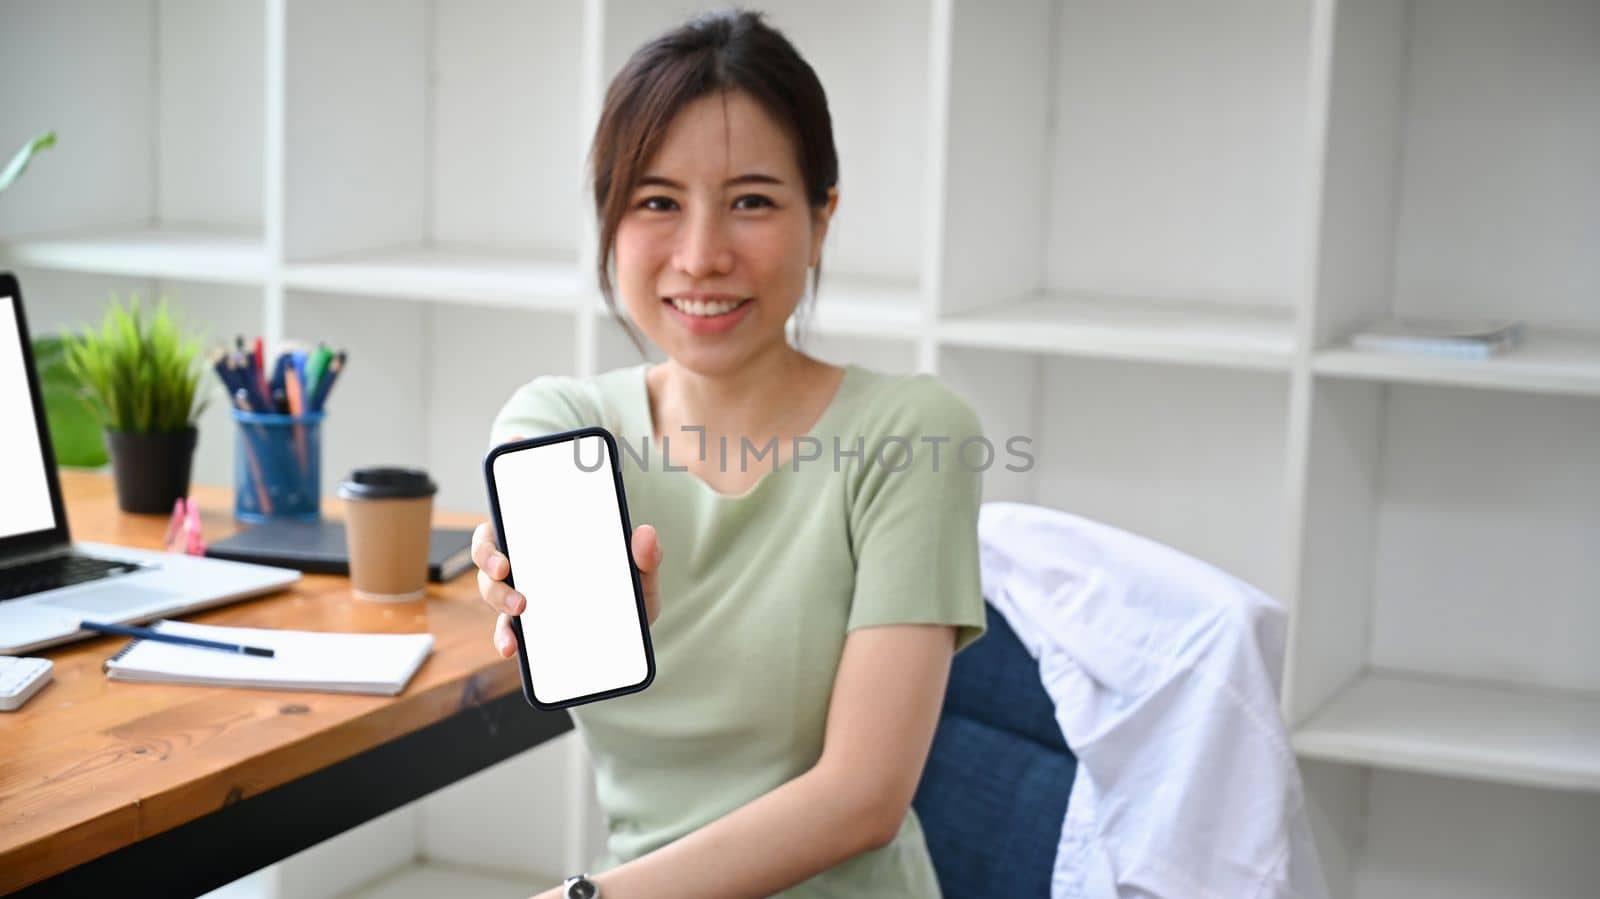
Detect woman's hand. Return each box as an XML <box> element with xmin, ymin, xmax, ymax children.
<box><xmin>471</xmin><ymin>518</ymin><xmax>664</xmax><ymax>659</ymax></box>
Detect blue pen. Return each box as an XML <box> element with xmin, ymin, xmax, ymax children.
<box><xmin>237</xmin><ymin>352</ymin><xmax>272</xmax><ymax>412</ymax></box>
<box><xmin>291</xmin><ymin>350</ymin><xmax>308</xmax><ymax>394</ymax></box>
<box><xmin>270</xmin><ymin>353</ymin><xmax>293</xmax><ymax>413</ymax></box>
<box><xmin>211</xmin><ymin>351</ymin><xmax>240</xmax><ymax>396</ymax></box>
<box><xmin>82</xmin><ymin>620</ymin><xmax>276</xmax><ymax>658</ymax></box>
<box><xmin>216</xmin><ymin>353</ymin><xmax>255</xmax><ymax>409</ymax></box>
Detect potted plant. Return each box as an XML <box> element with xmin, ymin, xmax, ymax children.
<box><xmin>63</xmin><ymin>296</ymin><xmax>209</xmax><ymax>513</ymax></box>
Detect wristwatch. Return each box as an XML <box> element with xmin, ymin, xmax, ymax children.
<box><xmin>563</xmin><ymin>874</ymin><xmax>600</xmax><ymax>899</ymax></box>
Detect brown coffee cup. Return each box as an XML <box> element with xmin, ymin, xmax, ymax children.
<box><xmin>338</xmin><ymin>467</ymin><xmax>437</xmax><ymax>602</ymax></box>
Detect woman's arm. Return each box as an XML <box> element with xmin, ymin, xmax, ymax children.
<box><xmin>533</xmin><ymin>623</ymin><xmax>955</xmax><ymax>899</ymax></box>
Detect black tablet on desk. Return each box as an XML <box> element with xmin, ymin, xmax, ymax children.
<box><xmin>205</xmin><ymin>520</ymin><xmax>475</xmax><ymax>582</ymax></box>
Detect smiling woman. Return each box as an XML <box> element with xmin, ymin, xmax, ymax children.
<box><xmin>476</xmin><ymin>10</ymin><xmax>988</xmax><ymax>899</ymax></box>
<box><xmin>615</xmin><ymin>89</ymin><xmax>830</xmax><ymax>378</ymax></box>
<box><xmin>590</xmin><ymin>17</ymin><xmax>838</xmax><ymax>370</ymax></box>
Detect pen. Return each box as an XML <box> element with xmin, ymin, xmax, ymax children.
<box><xmin>304</xmin><ymin>343</ymin><xmax>332</xmax><ymax>403</ymax></box>
<box><xmin>308</xmin><ymin>350</ymin><xmax>345</xmax><ymax>413</ymax></box>
<box><xmin>252</xmin><ymin>336</ymin><xmax>267</xmax><ymax>401</ymax></box>
<box><xmin>270</xmin><ymin>352</ymin><xmax>293</xmax><ymax>413</ymax></box>
<box><xmin>211</xmin><ymin>349</ymin><xmax>242</xmax><ymax>398</ymax></box>
<box><xmin>243</xmin><ymin>351</ymin><xmax>273</xmax><ymax>412</ymax></box>
<box><xmin>82</xmin><ymin>620</ymin><xmax>276</xmax><ymax>658</ymax></box>
<box><xmin>291</xmin><ymin>349</ymin><xmax>308</xmax><ymax>391</ymax></box>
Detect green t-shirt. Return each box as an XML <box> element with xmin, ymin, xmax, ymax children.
<box><xmin>490</xmin><ymin>362</ymin><xmax>987</xmax><ymax>897</ymax></box>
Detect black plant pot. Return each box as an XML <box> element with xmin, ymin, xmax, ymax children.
<box><xmin>104</xmin><ymin>427</ymin><xmax>198</xmax><ymax>514</ymax></box>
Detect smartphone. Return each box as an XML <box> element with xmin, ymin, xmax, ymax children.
<box><xmin>483</xmin><ymin>427</ymin><xmax>655</xmax><ymax>710</ymax></box>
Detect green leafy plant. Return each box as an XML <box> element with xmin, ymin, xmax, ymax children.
<box><xmin>63</xmin><ymin>296</ymin><xmax>210</xmax><ymax>434</ymax></box>
<box><xmin>33</xmin><ymin>335</ymin><xmax>110</xmax><ymax>467</ymax></box>
<box><xmin>0</xmin><ymin>131</ymin><xmax>55</xmax><ymax>193</ymax></box>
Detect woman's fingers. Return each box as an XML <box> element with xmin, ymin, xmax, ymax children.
<box><xmin>470</xmin><ymin>522</ymin><xmax>508</xmax><ymax>580</ymax></box>
<box><xmin>482</xmin><ymin>435</ymin><xmax>528</xmax><ymax>658</ymax></box>
<box><xmin>494</xmin><ymin>612</ymin><xmax>516</xmax><ymax>658</ymax></box>
<box><xmin>631</xmin><ymin>524</ymin><xmax>663</xmax><ymax>625</ymax></box>
<box><xmin>477</xmin><ymin>567</ymin><xmax>526</xmax><ymax>616</ymax></box>
<box><xmin>472</xmin><ymin>518</ymin><xmax>526</xmax><ymax>616</ymax></box>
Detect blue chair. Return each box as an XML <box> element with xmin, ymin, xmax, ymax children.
<box><xmin>913</xmin><ymin>602</ymin><xmax>1078</xmax><ymax>897</ymax></box>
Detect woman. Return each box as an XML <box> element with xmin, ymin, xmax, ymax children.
<box><xmin>472</xmin><ymin>10</ymin><xmax>987</xmax><ymax>898</ymax></box>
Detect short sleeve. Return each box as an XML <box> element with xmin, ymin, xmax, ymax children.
<box><xmin>488</xmin><ymin>374</ymin><xmax>603</xmax><ymax>448</ymax></box>
<box><xmin>845</xmin><ymin>376</ymin><xmax>988</xmax><ymax>654</ymax></box>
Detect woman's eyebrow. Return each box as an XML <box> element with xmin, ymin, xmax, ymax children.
<box><xmin>635</xmin><ymin>173</ymin><xmax>785</xmax><ymax>189</ymax></box>
<box><xmin>724</xmin><ymin>173</ymin><xmax>784</xmax><ymax>187</ymax></box>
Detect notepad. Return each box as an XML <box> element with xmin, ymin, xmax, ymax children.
<box><xmin>1351</xmin><ymin>317</ymin><xmax>1525</xmax><ymax>359</ymax></box>
<box><xmin>104</xmin><ymin>620</ymin><xmax>434</xmax><ymax>696</ymax></box>
<box><xmin>204</xmin><ymin>520</ymin><xmax>476</xmax><ymax>582</ymax></box>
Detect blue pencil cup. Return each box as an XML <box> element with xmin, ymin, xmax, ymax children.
<box><xmin>231</xmin><ymin>410</ymin><xmax>324</xmax><ymax>522</ymax></box>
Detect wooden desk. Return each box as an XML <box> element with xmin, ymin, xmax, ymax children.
<box><xmin>0</xmin><ymin>472</ymin><xmax>572</xmax><ymax>897</ymax></box>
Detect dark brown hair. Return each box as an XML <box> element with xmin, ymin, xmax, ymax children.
<box><xmin>588</xmin><ymin>9</ymin><xmax>839</xmax><ymax>350</ymax></box>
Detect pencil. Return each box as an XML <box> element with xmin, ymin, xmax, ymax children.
<box><xmin>83</xmin><ymin>620</ymin><xmax>275</xmax><ymax>658</ymax></box>
<box><xmin>284</xmin><ymin>366</ymin><xmax>309</xmax><ymax>480</ymax></box>
<box><xmin>231</xmin><ymin>390</ymin><xmax>274</xmax><ymax>516</ymax></box>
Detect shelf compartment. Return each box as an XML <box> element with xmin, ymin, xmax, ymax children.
<box><xmin>281</xmin><ymin>1</ymin><xmax>584</xmax><ymax>263</ymax></box>
<box><xmin>1314</xmin><ymin>329</ymin><xmax>1600</xmax><ymax>397</ymax></box>
<box><xmin>0</xmin><ymin>2</ymin><xmax>265</xmax><ymax>241</ymax></box>
<box><xmin>937</xmin><ymin>292</ymin><xmax>1295</xmax><ymax>371</ymax></box>
<box><xmin>1293</xmin><ymin>670</ymin><xmax>1600</xmax><ymax>793</ymax></box>
<box><xmin>283</xmin><ymin>245</ymin><xmax>584</xmax><ymax>310</ymax></box>
<box><xmin>0</xmin><ymin>225</ymin><xmax>268</xmax><ymax>285</ymax></box>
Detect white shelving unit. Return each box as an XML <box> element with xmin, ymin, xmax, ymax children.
<box><xmin>282</xmin><ymin>248</ymin><xmax>585</xmax><ymax>310</ymax></box>
<box><xmin>1293</xmin><ymin>671</ymin><xmax>1600</xmax><ymax>794</ymax></box>
<box><xmin>1315</xmin><ymin>329</ymin><xmax>1600</xmax><ymax>397</ymax></box>
<box><xmin>0</xmin><ymin>225</ymin><xmax>271</xmax><ymax>285</ymax></box>
<box><xmin>1281</xmin><ymin>1</ymin><xmax>1600</xmax><ymax>897</ymax></box>
<box><xmin>937</xmin><ymin>291</ymin><xmax>1298</xmax><ymax>371</ymax></box>
<box><xmin>3</xmin><ymin>1</ymin><xmax>1595</xmax><ymax>897</ymax></box>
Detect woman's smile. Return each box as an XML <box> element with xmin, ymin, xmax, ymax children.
<box><xmin>663</xmin><ymin>293</ymin><xmax>755</xmax><ymax>335</ymax></box>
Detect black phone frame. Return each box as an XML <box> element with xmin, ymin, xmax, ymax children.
<box><xmin>482</xmin><ymin>426</ymin><xmax>656</xmax><ymax>710</ymax></box>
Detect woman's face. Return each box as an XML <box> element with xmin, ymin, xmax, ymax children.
<box><xmin>615</xmin><ymin>90</ymin><xmax>834</xmax><ymax>376</ymax></box>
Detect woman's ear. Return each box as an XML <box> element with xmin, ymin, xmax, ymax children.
<box><xmin>809</xmin><ymin>187</ymin><xmax>839</xmax><ymax>267</ymax></box>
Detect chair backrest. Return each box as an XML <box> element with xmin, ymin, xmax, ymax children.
<box><xmin>912</xmin><ymin>602</ymin><xmax>1077</xmax><ymax>897</ymax></box>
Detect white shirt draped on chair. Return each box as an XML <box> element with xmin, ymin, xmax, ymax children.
<box><xmin>978</xmin><ymin>501</ymin><xmax>1328</xmax><ymax>899</ymax></box>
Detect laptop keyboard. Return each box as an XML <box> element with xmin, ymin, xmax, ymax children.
<box><xmin>0</xmin><ymin>554</ymin><xmax>142</xmax><ymax>600</ymax></box>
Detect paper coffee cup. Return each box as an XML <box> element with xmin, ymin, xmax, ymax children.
<box><xmin>338</xmin><ymin>467</ymin><xmax>437</xmax><ymax>602</ymax></box>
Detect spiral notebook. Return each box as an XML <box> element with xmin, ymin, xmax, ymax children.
<box><xmin>104</xmin><ymin>620</ymin><xmax>434</xmax><ymax>696</ymax></box>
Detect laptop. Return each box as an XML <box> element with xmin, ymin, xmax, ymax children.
<box><xmin>0</xmin><ymin>271</ymin><xmax>300</xmax><ymax>655</ymax></box>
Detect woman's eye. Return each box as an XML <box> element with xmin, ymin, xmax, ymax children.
<box><xmin>639</xmin><ymin>196</ymin><xmax>678</xmax><ymax>212</ymax></box>
<box><xmin>732</xmin><ymin>194</ymin><xmax>776</xmax><ymax>211</ymax></box>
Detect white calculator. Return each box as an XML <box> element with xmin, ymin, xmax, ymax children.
<box><xmin>0</xmin><ymin>656</ymin><xmax>54</xmax><ymax>711</ymax></box>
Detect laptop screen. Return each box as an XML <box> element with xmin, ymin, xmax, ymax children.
<box><xmin>0</xmin><ymin>294</ymin><xmax>61</xmax><ymax>540</ymax></box>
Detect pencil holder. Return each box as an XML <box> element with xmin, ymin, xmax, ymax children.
<box><xmin>231</xmin><ymin>409</ymin><xmax>324</xmax><ymax>523</ymax></box>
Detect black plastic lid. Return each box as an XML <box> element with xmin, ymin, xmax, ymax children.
<box><xmin>337</xmin><ymin>467</ymin><xmax>437</xmax><ymax>500</ymax></box>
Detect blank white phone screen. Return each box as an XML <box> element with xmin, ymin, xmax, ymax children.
<box><xmin>492</xmin><ymin>434</ymin><xmax>648</xmax><ymax>705</ymax></box>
